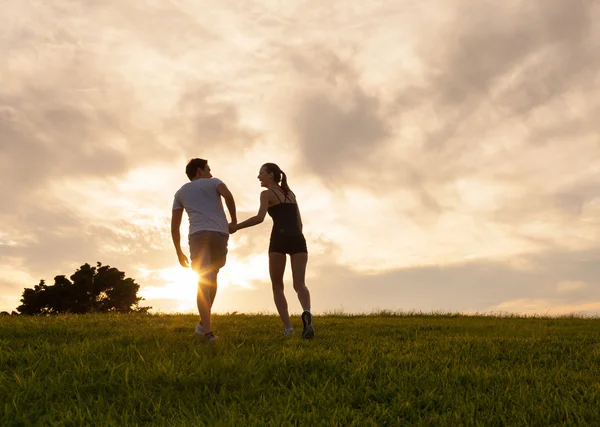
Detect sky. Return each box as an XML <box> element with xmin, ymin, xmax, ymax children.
<box><xmin>1</xmin><ymin>0</ymin><xmax>600</xmax><ymax>316</ymax></box>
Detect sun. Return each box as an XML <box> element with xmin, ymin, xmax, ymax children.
<box><xmin>137</xmin><ymin>266</ymin><xmax>199</xmax><ymax>310</ymax></box>
<box><xmin>136</xmin><ymin>253</ymin><xmax>271</xmax><ymax>313</ymax></box>
<box><xmin>159</xmin><ymin>265</ymin><xmax>199</xmax><ymax>286</ymax></box>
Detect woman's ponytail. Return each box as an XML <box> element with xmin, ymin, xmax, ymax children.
<box><xmin>280</xmin><ymin>171</ymin><xmax>290</xmax><ymax>196</ymax></box>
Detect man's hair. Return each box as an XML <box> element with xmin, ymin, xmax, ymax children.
<box><xmin>185</xmin><ymin>158</ymin><xmax>208</xmax><ymax>180</ymax></box>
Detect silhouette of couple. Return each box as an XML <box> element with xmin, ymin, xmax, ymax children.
<box><xmin>171</xmin><ymin>158</ymin><xmax>314</xmax><ymax>341</ymax></box>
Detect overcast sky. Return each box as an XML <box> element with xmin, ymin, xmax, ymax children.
<box><xmin>2</xmin><ymin>0</ymin><xmax>599</xmax><ymax>316</ymax></box>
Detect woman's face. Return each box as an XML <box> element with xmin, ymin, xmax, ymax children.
<box><xmin>257</xmin><ymin>167</ymin><xmax>271</xmax><ymax>187</ymax></box>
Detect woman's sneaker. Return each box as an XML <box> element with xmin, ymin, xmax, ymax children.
<box><xmin>301</xmin><ymin>311</ymin><xmax>315</xmax><ymax>339</ymax></box>
<box><xmin>283</xmin><ymin>327</ymin><xmax>295</xmax><ymax>336</ymax></box>
<box><xmin>194</xmin><ymin>323</ymin><xmax>205</xmax><ymax>335</ymax></box>
<box><xmin>204</xmin><ymin>332</ymin><xmax>218</xmax><ymax>342</ymax></box>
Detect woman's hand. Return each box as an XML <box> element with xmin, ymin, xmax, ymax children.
<box><xmin>232</xmin><ymin>191</ymin><xmax>270</xmax><ymax>232</ymax></box>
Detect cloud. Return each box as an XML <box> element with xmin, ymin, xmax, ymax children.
<box><xmin>2</xmin><ymin>0</ymin><xmax>600</xmax><ymax>316</ymax></box>
<box><xmin>0</xmin><ymin>1</ymin><xmax>261</xmax><ymax>311</ymax></box>
<box><xmin>0</xmin><ymin>0</ymin><xmax>263</xmax><ymax>215</ymax></box>
<box><xmin>416</xmin><ymin>0</ymin><xmax>598</xmax><ymax>130</ymax></box>
<box><xmin>266</xmin><ymin>0</ymin><xmax>600</xmax><ymax>240</ymax></box>
<box><xmin>557</xmin><ymin>281</ymin><xmax>588</xmax><ymax>294</ymax></box>
<box><xmin>387</xmin><ymin>0</ymin><xmax>600</xmax><ymax>192</ymax></box>
<box><xmin>281</xmin><ymin>46</ymin><xmax>389</xmax><ymax>180</ymax></box>
<box><xmin>165</xmin><ymin>84</ymin><xmax>261</xmax><ymax>157</ymax></box>
<box><xmin>490</xmin><ymin>299</ymin><xmax>600</xmax><ymax>317</ymax></box>
<box><xmin>294</xmin><ymin>90</ymin><xmax>389</xmax><ymax>177</ymax></box>
<box><xmin>311</xmin><ymin>247</ymin><xmax>600</xmax><ymax>315</ymax></box>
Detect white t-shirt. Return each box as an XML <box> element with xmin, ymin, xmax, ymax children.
<box><xmin>172</xmin><ymin>178</ymin><xmax>228</xmax><ymax>236</ymax></box>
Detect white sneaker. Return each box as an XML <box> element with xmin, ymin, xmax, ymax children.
<box><xmin>204</xmin><ymin>332</ymin><xmax>218</xmax><ymax>342</ymax></box>
<box><xmin>194</xmin><ymin>324</ymin><xmax>204</xmax><ymax>335</ymax></box>
<box><xmin>283</xmin><ymin>327</ymin><xmax>294</xmax><ymax>336</ymax></box>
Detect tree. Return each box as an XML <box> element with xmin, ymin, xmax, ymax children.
<box><xmin>17</xmin><ymin>262</ymin><xmax>151</xmax><ymax>315</ymax></box>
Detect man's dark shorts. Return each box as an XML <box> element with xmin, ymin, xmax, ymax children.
<box><xmin>189</xmin><ymin>231</ymin><xmax>229</xmax><ymax>274</ymax></box>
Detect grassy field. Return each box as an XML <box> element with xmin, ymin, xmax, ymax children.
<box><xmin>1</xmin><ymin>312</ymin><xmax>600</xmax><ymax>426</ymax></box>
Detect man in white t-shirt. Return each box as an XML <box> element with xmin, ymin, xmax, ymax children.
<box><xmin>171</xmin><ymin>158</ymin><xmax>237</xmax><ymax>341</ymax></box>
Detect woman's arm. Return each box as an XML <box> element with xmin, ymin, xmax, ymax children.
<box><xmin>234</xmin><ymin>191</ymin><xmax>270</xmax><ymax>231</ymax></box>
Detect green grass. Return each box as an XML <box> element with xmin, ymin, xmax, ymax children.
<box><xmin>1</xmin><ymin>313</ymin><xmax>600</xmax><ymax>426</ymax></box>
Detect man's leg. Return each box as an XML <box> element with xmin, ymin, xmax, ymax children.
<box><xmin>208</xmin><ymin>271</ymin><xmax>219</xmax><ymax>307</ymax></box>
<box><xmin>205</xmin><ymin>232</ymin><xmax>228</xmax><ymax>316</ymax></box>
<box><xmin>197</xmin><ymin>269</ymin><xmax>218</xmax><ymax>313</ymax></box>
<box><xmin>193</xmin><ymin>232</ymin><xmax>228</xmax><ymax>336</ymax></box>
<box><xmin>196</xmin><ymin>268</ymin><xmax>217</xmax><ymax>334</ymax></box>
<box><xmin>190</xmin><ymin>232</ymin><xmax>213</xmax><ymax>333</ymax></box>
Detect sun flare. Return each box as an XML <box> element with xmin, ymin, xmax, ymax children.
<box><xmin>136</xmin><ymin>254</ymin><xmax>270</xmax><ymax>313</ymax></box>
<box><xmin>160</xmin><ymin>266</ymin><xmax>199</xmax><ymax>287</ymax></box>
<box><xmin>137</xmin><ymin>266</ymin><xmax>199</xmax><ymax>308</ymax></box>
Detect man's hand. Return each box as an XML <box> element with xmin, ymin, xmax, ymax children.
<box><xmin>177</xmin><ymin>251</ymin><xmax>190</xmax><ymax>268</ymax></box>
<box><xmin>171</xmin><ymin>209</ymin><xmax>188</xmax><ymax>267</ymax></box>
<box><xmin>229</xmin><ymin>223</ymin><xmax>237</xmax><ymax>234</ymax></box>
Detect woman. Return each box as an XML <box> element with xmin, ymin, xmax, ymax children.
<box><xmin>231</xmin><ymin>163</ymin><xmax>314</xmax><ymax>339</ymax></box>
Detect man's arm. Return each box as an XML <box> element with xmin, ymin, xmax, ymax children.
<box><xmin>234</xmin><ymin>190</ymin><xmax>269</xmax><ymax>231</ymax></box>
<box><xmin>171</xmin><ymin>208</ymin><xmax>189</xmax><ymax>268</ymax></box>
<box><xmin>217</xmin><ymin>183</ymin><xmax>237</xmax><ymax>225</ymax></box>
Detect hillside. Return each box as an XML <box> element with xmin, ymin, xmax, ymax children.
<box><xmin>2</xmin><ymin>313</ymin><xmax>599</xmax><ymax>425</ymax></box>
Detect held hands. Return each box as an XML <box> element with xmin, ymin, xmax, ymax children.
<box><xmin>228</xmin><ymin>222</ymin><xmax>238</xmax><ymax>234</ymax></box>
<box><xmin>176</xmin><ymin>251</ymin><xmax>190</xmax><ymax>268</ymax></box>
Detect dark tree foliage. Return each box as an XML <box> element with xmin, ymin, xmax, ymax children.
<box><xmin>17</xmin><ymin>262</ymin><xmax>151</xmax><ymax>315</ymax></box>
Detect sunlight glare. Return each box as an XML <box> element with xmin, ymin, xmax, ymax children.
<box><xmin>136</xmin><ymin>253</ymin><xmax>270</xmax><ymax>313</ymax></box>
<box><xmin>218</xmin><ymin>254</ymin><xmax>269</xmax><ymax>290</ymax></box>
<box><xmin>137</xmin><ymin>266</ymin><xmax>199</xmax><ymax>305</ymax></box>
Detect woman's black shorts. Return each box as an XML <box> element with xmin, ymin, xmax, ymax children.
<box><xmin>268</xmin><ymin>230</ymin><xmax>308</xmax><ymax>254</ymax></box>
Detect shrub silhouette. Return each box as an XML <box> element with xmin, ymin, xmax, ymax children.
<box><xmin>17</xmin><ymin>262</ymin><xmax>151</xmax><ymax>315</ymax></box>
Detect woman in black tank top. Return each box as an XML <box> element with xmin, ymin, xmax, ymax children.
<box><xmin>232</xmin><ymin>163</ymin><xmax>315</xmax><ymax>339</ymax></box>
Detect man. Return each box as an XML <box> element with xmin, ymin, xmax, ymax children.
<box><xmin>171</xmin><ymin>158</ymin><xmax>237</xmax><ymax>341</ymax></box>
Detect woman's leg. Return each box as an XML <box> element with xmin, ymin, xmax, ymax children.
<box><xmin>291</xmin><ymin>252</ymin><xmax>314</xmax><ymax>339</ymax></box>
<box><xmin>269</xmin><ymin>252</ymin><xmax>292</xmax><ymax>329</ymax></box>
<box><xmin>290</xmin><ymin>252</ymin><xmax>311</xmax><ymax>311</ymax></box>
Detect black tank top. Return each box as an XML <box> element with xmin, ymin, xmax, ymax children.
<box><xmin>267</xmin><ymin>189</ymin><xmax>302</xmax><ymax>235</ymax></box>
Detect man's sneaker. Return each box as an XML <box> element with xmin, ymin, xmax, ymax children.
<box><xmin>204</xmin><ymin>332</ymin><xmax>218</xmax><ymax>342</ymax></box>
<box><xmin>283</xmin><ymin>327</ymin><xmax>295</xmax><ymax>336</ymax></box>
<box><xmin>194</xmin><ymin>323</ymin><xmax>204</xmax><ymax>335</ymax></box>
<box><xmin>301</xmin><ymin>311</ymin><xmax>315</xmax><ymax>339</ymax></box>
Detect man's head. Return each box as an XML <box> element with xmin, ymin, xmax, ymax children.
<box><xmin>185</xmin><ymin>158</ymin><xmax>212</xmax><ymax>180</ymax></box>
